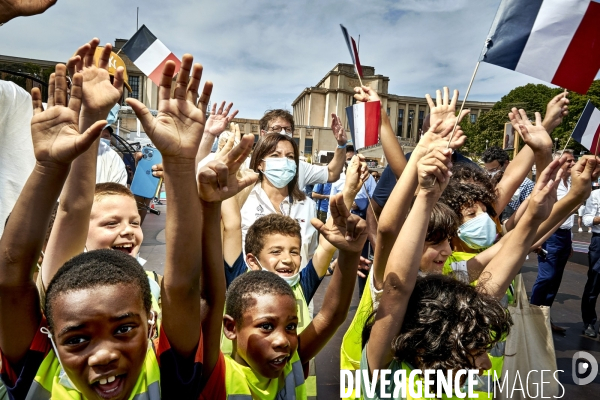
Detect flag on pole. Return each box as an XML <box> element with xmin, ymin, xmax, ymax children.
<box><xmin>572</xmin><ymin>100</ymin><xmax>600</xmax><ymax>152</ymax></box>
<box><xmin>121</xmin><ymin>25</ymin><xmax>181</xmax><ymax>86</ymax></box>
<box><xmin>340</xmin><ymin>24</ymin><xmax>363</xmax><ymax>78</ymax></box>
<box><xmin>345</xmin><ymin>101</ymin><xmax>380</xmax><ymax>150</ymax></box>
<box><xmin>480</xmin><ymin>0</ymin><xmax>600</xmax><ymax>94</ymax></box>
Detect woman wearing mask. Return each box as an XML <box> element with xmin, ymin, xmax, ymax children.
<box><xmin>241</xmin><ymin>133</ymin><xmax>318</xmax><ymax>269</ymax></box>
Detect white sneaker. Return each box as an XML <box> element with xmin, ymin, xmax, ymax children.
<box><xmin>578</xmin><ymin>228</ymin><xmax>583</xmax><ymax>232</ymax></box>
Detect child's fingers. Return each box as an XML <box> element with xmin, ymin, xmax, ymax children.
<box><xmin>97</xmin><ymin>43</ymin><xmax>112</xmax><ymax>70</ymax></box>
<box><xmin>187</xmin><ymin>63</ymin><xmax>203</xmax><ymax>104</ymax></box>
<box><xmin>534</xmin><ymin>111</ymin><xmax>542</xmax><ymax>126</ymax></box>
<box><xmin>47</xmin><ymin>73</ymin><xmax>55</xmax><ymax>108</ymax></box>
<box><xmin>83</xmin><ymin>38</ymin><xmax>100</xmax><ymax>67</ymax></box>
<box><xmin>450</xmin><ymin>89</ymin><xmax>458</xmax><ymax>109</ymax></box>
<box><xmin>425</xmin><ymin>93</ymin><xmax>435</xmax><ymax>109</ymax></box>
<box><xmin>310</xmin><ymin>217</ymin><xmax>325</xmax><ymax>231</ymax></box>
<box><xmin>217</xmin><ymin>101</ymin><xmax>226</xmax><ymax>115</ymax></box>
<box><xmin>237</xmin><ymin>171</ymin><xmax>259</xmax><ymax>191</ymax></box>
<box><xmin>352</xmin><ymin>219</ymin><xmax>367</xmax><ymax>241</ymax></box>
<box><xmin>174</xmin><ymin>54</ymin><xmax>193</xmax><ymax>100</ymax></box>
<box><xmin>345</xmin><ymin>216</ymin><xmax>359</xmax><ymax>241</ymax></box>
<box><xmin>31</xmin><ymin>88</ymin><xmax>43</xmax><ymax>114</ymax></box>
<box><xmin>443</xmin><ymin>86</ymin><xmax>449</xmax><ymax>105</ymax></box>
<box><xmin>158</xmin><ymin>61</ymin><xmax>177</xmax><ymax>101</ymax></box>
<box><xmin>228</xmin><ymin>109</ymin><xmax>239</xmax><ymax>122</ymax></box>
<box><xmin>67</xmin><ymin>73</ymin><xmax>83</xmax><ymax>113</ymax></box>
<box><xmin>112</xmin><ymin>66</ymin><xmax>125</xmax><ymax>93</ymax></box>
<box><xmin>53</xmin><ymin>64</ymin><xmax>68</xmax><ymax>106</ymax></box>
<box><xmin>213</xmin><ymin>162</ymin><xmax>229</xmax><ymax>192</ymax></box>
<box><xmin>126</xmin><ymin>98</ymin><xmax>155</xmax><ymax>135</ymax></box>
<box><xmin>197</xmin><ymin>80</ymin><xmax>213</xmax><ymax>114</ymax></box>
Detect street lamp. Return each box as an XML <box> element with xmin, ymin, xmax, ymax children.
<box><xmin>485</xmin><ymin>139</ymin><xmax>489</xmax><ymax>150</ymax></box>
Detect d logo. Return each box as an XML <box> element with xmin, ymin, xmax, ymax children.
<box><xmin>572</xmin><ymin>351</ymin><xmax>598</xmax><ymax>385</ymax></box>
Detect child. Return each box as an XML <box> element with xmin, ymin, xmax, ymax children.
<box><xmin>0</xmin><ymin>52</ymin><xmax>221</xmax><ymax>398</ymax></box>
<box><xmin>199</xmin><ymin>188</ymin><xmax>368</xmax><ymax>398</ymax></box>
<box><xmin>360</xmin><ymin>148</ymin><xmax>598</xmax><ymax>399</ymax></box>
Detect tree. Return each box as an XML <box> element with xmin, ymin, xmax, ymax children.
<box><xmin>463</xmin><ymin>80</ymin><xmax>600</xmax><ymax>156</ymax></box>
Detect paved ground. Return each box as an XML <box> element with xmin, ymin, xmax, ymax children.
<box><xmin>140</xmin><ymin>208</ymin><xmax>600</xmax><ymax>399</ymax></box>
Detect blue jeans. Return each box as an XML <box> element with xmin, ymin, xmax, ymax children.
<box><xmin>531</xmin><ymin>229</ymin><xmax>572</xmax><ymax>307</ymax></box>
<box><xmin>582</xmin><ymin>233</ymin><xmax>600</xmax><ymax>325</ymax></box>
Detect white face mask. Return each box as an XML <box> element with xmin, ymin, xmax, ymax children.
<box><xmin>256</xmin><ymin>259</ymin><xmax>300</xmax><ymax>287</ymax></box>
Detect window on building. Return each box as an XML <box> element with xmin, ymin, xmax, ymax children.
<box><xmin>418</xmin><ymin>110</ymin><xmax>425</xmax><ymax>132</ymax></box>
<box><xmin>304</xmin><ymin>138</ymin><xmax>313</xmax><ymax>156</ymax></box>
<box><xmin>397</xmin><ymin>108</ymin><xmax>404</xmax><ymax>136</ymax></box>
<box><xmin>408</xmin><ymin>110</ymin><xmax>415</xmax><ymax>139</ymax></box>
<box><xmin>387</xmin><ymin>107</ymin><xmax>390</xmax><ymax>116</ymax></box>
<box><xmin>471</xmin><ymin>113</ymin><xmax>477</xmax><ymax>124</ymax></box>
<box><xmin>293</xmin><ymin>138</ymin><xmax>300</xmax><ymax>146</ymax></box>
<box><xmin>128</xmin><ymin>76</ymin><xmax>140</xmax><ymax>101</ymax></box>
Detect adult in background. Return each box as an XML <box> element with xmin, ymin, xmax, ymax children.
<box><xmin>530</xmin><ymin>149</ymin><xmax>576</xmax><ymax>333</ymax></box>
<box><xmin>242</xmin><ymin>133</ymin><xmax>318</xmax><ymax>268</ymax></box>
<box><xmin>581</xmin><ymin>188</ymin><xmax>600</xmax><ymax>337</ymax></box>
<box><xmin>97</xmin><ymin>125</ymin><xmax>127</xmax><ymax>185</ymax></box>
<box><xmin>482</xmin><ymin>146</ymin><xmax>535</xmax><ymax>224</ymax></box>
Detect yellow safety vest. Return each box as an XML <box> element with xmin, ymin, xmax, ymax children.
<box><xmin>224</xmin><ymin>350</ymin><xmax>306</xmax><ymax>399</ymax></box>
<box><xmin>340</xmin><ymin>274</ymin><xmax>374</xmax><ymax>399</ymax></box>
<box><xmin>26</xmin><ymin>343</ymin><xmax>160</xmax><ymax>399</ymax></box>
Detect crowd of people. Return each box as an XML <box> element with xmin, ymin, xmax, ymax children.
<box><xmin>2</xmin><ymin>2</ymin><xmax>600</xmax><ymax>400</ymax></box>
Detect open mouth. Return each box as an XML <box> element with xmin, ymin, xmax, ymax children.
<box><xmin>275</xmin><ymin>268</ymin><xmax>296</xmax><ymax>277</ymax></box>
<box><xmin>269</xmin><ymin>355</ymin><xmax>290</xmax><ymax>369</ymax></box>
<box><xmin>92</xmin><ymin>374</ymin><xmax>125</xmax><ymax>399</ymax></box>
<box><xmin>112</xmin><ymin>243</ymin><xmax>134</xmax><ymax>255</ymax></box>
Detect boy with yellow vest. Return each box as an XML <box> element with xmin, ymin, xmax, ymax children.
<box><xmin>0</xmin><ymin>51</ymin><xmax>251</xmax><ymax>398</ymax></box>
<box><xmin>199</xmin><ymin>193</ymin><xmax>367</xmax><ymax>399</ymax></box>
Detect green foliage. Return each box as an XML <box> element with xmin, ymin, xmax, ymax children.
<box><xmin>464</xmin><ymin>80</ymin><xmax>600</xmax><ymax>156</ymax></box>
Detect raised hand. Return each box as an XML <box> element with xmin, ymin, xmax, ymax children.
<box><xmin>343</xmin><ymin>154</ymin><xmax>369</xmax><ymax>196</ymax></box>
<box><xmin>0</xmin><ymin>0</ymin><xmax>56</xmax><ymax>23</ymax></box>
<box><xmin>571</xmin><ymin>156</ymin><xmax>600</xmax><ymax>200</ymax></box>
<box><xmin>127</xmin><ymin>54</ymin><xmax>212</xmax><ymax>161</ymax></box>
<box><xmin>311</xmin><ymin>194</ymin><xmax>367</xmax><ymax>253</ymax></box>
<box><xmin>30</xmin><ymin>64</ymin><xmax>106</xmax><ymax>166</ymax></box>
<box><xmin>419</xmin><ymin>119</ymin><xmax>466</xmax><ymax>151</ymax></box>
<box><xmin>198</xmin><ymin>134</ymin><xmax>258</xmax><ymax>202</ymax></box>
<box><xmin>417</xmin><ymin>148</ymin><xmax>453</xmax><ymax>195</ymax></box>
<box><xmin>65</xmin><ymin>38</ymin><xmax>124</xmax><ymax>119</ymax></box>
<box><xmin>353</xmin><ymin>85</ymin><xmax>380</xmax><ymax>103</ymax></box>
<box><xmin>526</xmin><ymin>159</ymin><xmax>562</xmax><ymax>221</ymax></box>
<box><xmin>205</xmin><ymin>101</ymin><xmax>238</xmax><ymax>138</ymax></box>
<box><xmin>425</xmin><ymin>87</ymin><xmax>470</xmax><ymax>134</ymax></box>
<box><xmin>543</xmin><ymin>91</ymin><xmax>569</xmax><ymax>133</ymax></box>
<box><xmin>331</xmin><ymin>113</ymin><xmax>347</xmax><ymax>146</ymax></box>
<box><xmin>508</xmin><ymin>108</ymin><xmax>553</xmax><ymax>153</ymax></box>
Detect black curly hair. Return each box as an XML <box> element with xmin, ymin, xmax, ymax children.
<box><xmin>450</xmin><ymin>163</ymin><xmax>497</xmax><ymax>202</ymax></box>
<box><xmin>45</xmin><ymin>249</ymin><xmax>152</xmax><ymax>331</ymax></box>
<box><xmin>481</xmin><ymin>146</ymin><xmax>510</xmax><ymax>167</ymax></box>
<box><xmin>363</xmin><ymin>274</ymin><xmax>511</xmax><ymax>372</ymax></box>
<box><xmin>440</xmin><ymin>180</ymin><xmax>497</xmax><ymax>220</ymax></box>
<box><xmin>226</xmin><ymin>270</ymin><xmax>295</xmax><ymax>324</ymax></box>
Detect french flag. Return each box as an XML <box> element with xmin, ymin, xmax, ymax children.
<box><xmin>340</xmin><ymin>24</ymin><xmax>363</xmax><ymax>78</ymax></box>
<box><xmin>481</xmin><ymin>0</ymin><xmax>600</xmax><ymax>94</ymax></box>
<box><xmin>572</xmin><ymin>100</ymin><xmax>600</xmax><ymax>153</ymax></box>
<box><xmin>121</xmin><ymin>25</ymin><xmax>181</xmax><ymax>86</ymax></box>
<box><xmin>345</xmin><ymin>101</ymin><xmax>380</xmax><ymax>150</ymax></box>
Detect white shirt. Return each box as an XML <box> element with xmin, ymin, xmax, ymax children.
<box><xmin>583</xmin><ymin>190</ymin><xmax>600</xmax><ymax>233</ymax></box>
<box><xmin>557</xmin><ymin>178</ymin><xmax>573</xmax><ymax>230</ymax></box>
<box><xmin>97</xmin><ymin>140</ymin><xmax>128</xmax><ymax>185</ymax></box>
<box><xmin>241</xmin><ymin>183</ymin><xmax>318</xmax><ymax>269</ymax></box>
<box><xmin>0</xmin><ymin>81</ymin><xmax>36</xmax><ymax>238</ymax></box>
<box><xmin>198</xmin><ymin>153</ymin><xmax>328</xmax><ymax>191</ymax></box>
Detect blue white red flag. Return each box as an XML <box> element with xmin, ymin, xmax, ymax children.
<box><xmin>345</xmin><ymin>101</ymin><xmax>380</xmax><ymax>150</ymax></box>
<box><xmin>572</xmin><ymin>100</ymin><xmax>600</xmax><ymax>152</ymax></box>
<box><xmin>121</xmin><ymin>25</ymin><xmax>181</xmax><ymax>86</ymax></box>
<box><xmin>480</xmin><ymin>0</ymin><xmax>600</xmax><ymax>94</ymax></box>
<box><xmin>340</xmin><ymin>24</ymin><xmax>364</xmax><ymax>78</ymax></box>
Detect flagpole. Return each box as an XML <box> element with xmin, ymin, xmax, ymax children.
<box><xmin>446</xmin><ymin>60</ymin><xmax>481</xmax><ymax>148</ymax></box>
<box><xmin>355</xmin><ymin>64</ymin><xmax>364</xmax><ymax>87</ymax></box>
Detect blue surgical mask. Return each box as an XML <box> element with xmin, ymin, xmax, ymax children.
<box><xmin>106</xmin><ymin>103</ymin><xmax>120</xmax><ymax>126</ymax></box>
<box><xmin>262</xmin><ymin>158</ymin><xmax>297</xmax><ymax>188</ymax></box>
<box><xmin>100</xmin><ymin>138</ymin><xmax>111</xmax><ymax>147</ymax></box>
<box><xmin>457</xmin><ymin>213</ymin><xmax>497</xmax><ymax>249</ymax></box>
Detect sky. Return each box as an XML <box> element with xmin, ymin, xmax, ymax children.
<box><xmin>0</xmin><ymin>0</ymin><xmax>579</xmax><ymax>120</ymax></box>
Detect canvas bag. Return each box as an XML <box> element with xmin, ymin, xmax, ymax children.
<box><xmin>498</xmin><ymin>273</ymin><xmax>560</xmax><ymax>399</ymax></box>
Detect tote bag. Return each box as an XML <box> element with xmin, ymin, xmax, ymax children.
<box><xmin>497</xmin><ymin>274</ymin><xmax>560</xmax><ymax>399</ymax></box>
